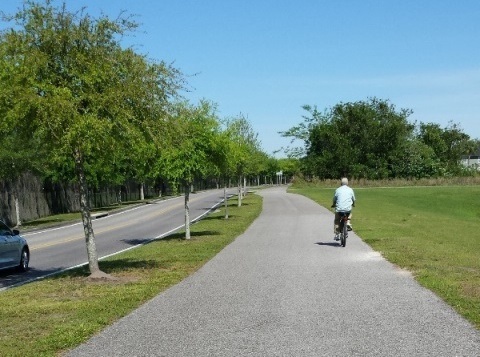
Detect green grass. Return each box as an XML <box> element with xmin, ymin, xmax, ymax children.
<box><xmin>289</xmin><ymin>184</ymin><xmax>480</xmax><ymax>329</ymax></box>
<box><xmin>0</xmin><ymin>194</ymin><xmax>262</xmax><ymax>357</ymax></box>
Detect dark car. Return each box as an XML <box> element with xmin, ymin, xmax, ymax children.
<box><xmin>0</xmin><ymin>220</ymin><xmax>30</xmax><ymax>272</ymax></box>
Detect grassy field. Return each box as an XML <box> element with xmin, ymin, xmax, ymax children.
<box><xmin>0</xmin><ymin>194</ymin><xmax>262</xmax><ymax>357</ymax></box>
<box><xmin>289</xmin><ymin>183</ymin><xmax>480</xmax><ymax>329</ymax></box>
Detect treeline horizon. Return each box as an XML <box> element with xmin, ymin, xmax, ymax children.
<box><xmin>281</xmin><ymin>97</ymin><xmax>480</xmax><ymax>180</ymax></box>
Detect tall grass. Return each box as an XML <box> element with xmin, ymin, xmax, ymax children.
<box><xmin>293</xmin><ymin>175</ymin><xmax>480</xmax><ymax>188</ymax></box>
<box><xmin>290</xmin><ymin>181</ymin><xmax>480</xmax><ymax>329</ymax></box>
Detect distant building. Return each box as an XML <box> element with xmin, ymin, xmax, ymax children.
<box><xmin>460</xmin><ymin>151</ymin><xmax>480</xmax><ymax>170</ymax></box>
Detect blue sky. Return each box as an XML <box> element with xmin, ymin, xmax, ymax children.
<box><xmin>2</xmin><ymin>1</ymin><xmax>480</xmax><ymax>157</ymax></box>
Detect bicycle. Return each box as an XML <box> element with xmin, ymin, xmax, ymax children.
<box><xmin>335</xmin><ymin>211</ymin><xmax>350</xmax><ymax>247</ymax></box>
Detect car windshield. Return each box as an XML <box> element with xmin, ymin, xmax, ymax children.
<box><xmin>0</xmin><ymin>221</ymin><xmax>12</xmax><ymax>235</ymax></box>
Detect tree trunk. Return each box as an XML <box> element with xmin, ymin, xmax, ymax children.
<box><xmin>224</xmin><ymin>184</ymin><xmax>229</xmax><ymax>219</ymax></box>
<box><xmin>184</xmin><ymin>183</ymin><xmax>191</xmax><ymax>240</ymax></box>
<box><xmin>14</xmin><ymin>190</ymin><xmax>21</xmax><ymax>227</ymax></box>
<box><xmin>237</xmin><ymin>175</ymin><xmax>242</xmax><ymax>207</ymax></box>
<box><xmin>75</xmin><ymin>150</ymin><xmax>101</xmax><ymax>275</ymax></box>
<box><xmin>140</xmin><ymin>182</ymin><xmax>145</xmax><ymax>201</ymax></box>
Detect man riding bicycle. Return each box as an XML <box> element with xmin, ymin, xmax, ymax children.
<box><xmin>332</xmin><ymin>177</ymin><xmax>355</xmax><ymax>240</ymax></box>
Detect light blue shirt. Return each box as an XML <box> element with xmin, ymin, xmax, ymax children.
<box><xmin>333</xmin><ymin>185</ymin><xmax>355</xmax><ymax>212</ymax></box>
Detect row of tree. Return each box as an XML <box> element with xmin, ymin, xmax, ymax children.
<box><xmin>0</xmin><ymin>1</ymin><xmax>296</xmax><ymax>278</ymax></box>
<box><xmin>281</xmin><ymin>98</ymin><xmax>480</xmax><ymax>180</ymax></box>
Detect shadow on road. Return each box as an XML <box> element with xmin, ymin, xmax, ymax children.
<box><xmin>121</xmin><ymin>237</ymin><xmax>157</xmax><ymax>246</ymax></box>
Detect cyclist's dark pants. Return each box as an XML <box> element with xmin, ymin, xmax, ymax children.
<box><xmin>334</xmin><ymin>211</ymin><xmax>351</xmax><ymax>234</ymax></box>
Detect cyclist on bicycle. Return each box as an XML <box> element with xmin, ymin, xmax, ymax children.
<box><xmin>332</xmin><ymin>177</ymin><xmax>355</xmax><ymax>240</ymax></box>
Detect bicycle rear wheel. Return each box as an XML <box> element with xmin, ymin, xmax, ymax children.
<box><xmin>341</xmin><ymin>220</ymin><xmax>347</xmax><ymax>247</ymax></box>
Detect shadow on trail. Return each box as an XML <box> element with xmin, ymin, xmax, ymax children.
<box><xmin>315</xmin><ymin>242</ymin><xmax>343</xmax><ymax>248</ymax></box>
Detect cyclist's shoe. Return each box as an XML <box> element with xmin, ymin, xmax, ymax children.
<box><xmin>334</xmin><ymin>233</ymin><xmax>340</xmax><ymax>241</ymax></box>
<box><xmin>347</xmin><ymin>220</ymin><xmax>353</xmax><ymax>231</ymax></box>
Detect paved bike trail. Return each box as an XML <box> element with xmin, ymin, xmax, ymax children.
<box><xmin>67</xmin><ymin>186</ymin><xmax>479</xmax><ymax>356</ymax></box>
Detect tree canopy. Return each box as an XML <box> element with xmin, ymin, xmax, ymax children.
<box><xmin>282</xmin><ymin>98</ymin><xmax>479</xmax><ymax>179</ymax></box>
<box><xmin>224</xmin><ymin>114</ymin><xmax>262</xmax><ymax>205</ymax></box>
<box><xmin>0</xmin><ymin>0</ymin><xmax>184</xmax><ymax>275</ymax></box>
<box><xmin>0</xmin><ymin>1</ymin><xmax>294</xmax><ymax>248</ymax></box>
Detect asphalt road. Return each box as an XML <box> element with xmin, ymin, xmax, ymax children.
<box><xmin>0</xmin><ymin>189</ymin><xmax>233</xmax><ymax>290</ymax></box>
<box><xmin>67</xmin><ymin>186</ymin><xmax>479</xmax><ymax>356</ymax></box>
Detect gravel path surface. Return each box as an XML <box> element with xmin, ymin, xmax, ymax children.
<box><xmin>67</xmin><ymin>186</ymin><xmax>479</xmax><ymax>356</ymax></box>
